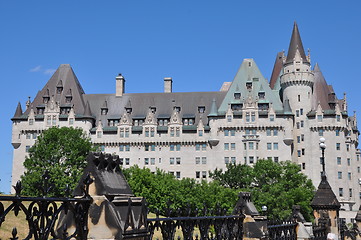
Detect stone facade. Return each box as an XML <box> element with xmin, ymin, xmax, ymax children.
<box><xmin>11</xmin><ymin>23</ymin><xmax>360</xmax><ymax>221</ymax></box>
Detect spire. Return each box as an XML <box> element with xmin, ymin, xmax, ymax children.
<box><xmin>12</xmin><ymin>102</ymin><xmax>23</xmax><ymax>119</ymax></box>
<box><xmin>285</xmin><ymin>22</ymin><xmax>308</xmax><ymax>64</ymax></box>
<box><xmin>311</xmin><ymin>175</ymin><xmax>340</xmax><ymax>210</ymax></box>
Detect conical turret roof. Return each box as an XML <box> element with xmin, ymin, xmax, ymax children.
<box><xmin>286</xmin><ymin>22</ymin><xmax>308</xmax><ymax>64</ymax></box>
<box><xmin>311</xmin><ymin>175</ymin><xmax>340</xmax><ymax>210</ymax></box>
<box><xmin>12</xmin><ymin>102</ymin><xmax>23</xmax><ymax>120</ymax></box>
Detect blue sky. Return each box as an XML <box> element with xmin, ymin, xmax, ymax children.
<box><xmin>0</xmin><ymin>1</ymin><xmax>360</xmax><ymax>193</ymax></box>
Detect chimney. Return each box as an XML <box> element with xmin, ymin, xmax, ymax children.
<box><xmin>164</xmin><ymin>77</ymin><xmax>172</xmax><ymax>93</ymax></box>
<box><xmin>116</xmin><ymin>74</ymin><xmax>125</xmax><ymax>96</ymax></box>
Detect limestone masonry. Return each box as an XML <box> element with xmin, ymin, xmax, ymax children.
<box><xmin>11</xmin><ymin>23</ymin><xmax>360</xmax><ymax>221</ymax></box>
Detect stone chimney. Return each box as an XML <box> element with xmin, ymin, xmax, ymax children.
<box><xmin>116</xmin><ymin>74</ymin><xmax>125</xmax><ymax>96</ymax></box>
<box><xmin>164</xmin><ymin>77</ymin><xmax>172</xmax><ymax>93</ymax></box>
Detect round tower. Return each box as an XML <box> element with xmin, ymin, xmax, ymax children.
<box><xmin>280</xmin><ymin>22</ymin><xmax>314</xmax><ymax>114</ymax></box>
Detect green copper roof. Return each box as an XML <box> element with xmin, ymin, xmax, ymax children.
<box><xmin>218</xmin><ymin>59</ymin><xmax>283</xmax><ymax>114</ymax></box>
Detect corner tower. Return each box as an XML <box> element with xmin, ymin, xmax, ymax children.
<box><xmin>280</xmin><ymin>22</ymin><xmax>314</xmax><ymax>114</ymax></box>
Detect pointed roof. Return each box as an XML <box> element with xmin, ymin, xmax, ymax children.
<box><xmin>286</xmin><ymin>22</ymin><xmax>308</xmax><ymax>64</ymax></box>
<box><xmin>208</xmin><ymin>98</ymin><xmax>218</xmax><ymax>117</ymax></box>
<box><xmin>83</xmin><ymin>101</ymin><xmax>94</xmax><ymax>119</ymax></box>
<box><xmin>311</xmin><ymin>175</ymin><xmax>340</xmax><ymax>210</ymax></box>
<box><xmin>12</xmin><ymin>102</ymin><xmax>23</xmax><ymax>120</ymax></box>
<box><xmin>269</xmin><ymin>52</ymin><xmax>284</xmax><ymax>90</ymax></box>
<box><xmin>25</xmin><ymin>64</ymin><xmax>86</xmax><ymax>115</ymax></box>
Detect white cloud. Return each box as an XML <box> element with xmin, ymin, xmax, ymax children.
<box><xmin>43</xmin><ymin>69</ymin><xmax>56</xmax><ymax>75</ymax></box>
<box><xmin>30</xmin><ymin>65</ymin><xmax>42</xmax><ymax>72</ymax></box>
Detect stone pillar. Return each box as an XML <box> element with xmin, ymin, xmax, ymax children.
<box><xmin>164</xmin><ymin>77</ymin><xmax>172</xmax><ymax>93</ymax></box>
<box><xmin>116</xmin><ymin>74</ymin><xmax>125</xmax><ymax>96</ymax></box>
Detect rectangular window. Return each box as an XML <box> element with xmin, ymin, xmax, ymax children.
<box><xmin>337</xmin><ymin>157</ymin><xmax>341</xmax><ymax>165</ymax></box>
<box><xmin>251</xmin><ymin>113</ymin><xmax>255</xmax><ymax>122</ymax></box>
<box><xmin>97</xmin><ymin>131</ymin><xmax>102</xmax><ymax>138</ymax></box>
<box><xmin>339</xmin><ymin>188</ymin><xmax>343</xmax><ymax>197</ymax></box>
<box><xmin>337</xmin><ymin>115</ymin><xmax>341</xmax><ymax>122</ymax></box>
<box><xmin>347</xmin><ymin>158</ymin><xmax>351</xmax><ymax>166</ymax></box>
<box><xmin>170</xmin><ymin>128</ymin><xmax>175</xmax><ymax>137</ymax></box>
<box><xmin>273</xmin><ymin>143</ymin><xmax>278</xmax><ymax>150</ymax></box>
<box><xmin>150</xmin><ymin>128</ymin><xmax>155</xmax><ymax>137</ymax></box>
<box><xmin>297</xmin><ymin>150</ymin><xmax>301</xmax><ymax>157</ymax></box>
<box><xmin>317</xmin><ymin>115</ymin><xmax>323</xmax><ymax>122</ymax></box>
<box><xmin>246</xmin><ymin>113</ymin><xmax>250</xmax><ymax>122</ymax></box>
<box><xmin>224</xmin><ymin>157</ymin><xmax>229</xmax><ymax>164</ymax></box>
<box><xmin>267</xmin><ymin>143</ymin><xmax>272</xmax><ymax>150</ymax></box>
<box><xmin>151</xmin><ymin>158</ymin><xmax>155</xmax><ymax>165</ymax></box>
<box><xmin>297</xmin><ymin>136</ymin><xmax>301</xmax><ymax>143</ymax></box>
<box><xmin>120</xmin><ymin>129</ymin><xmax>124</xmax><ymax>138</ymax></box>
<box><xmin>198</xmin><ymin>130</ymin><xmax>203</xmax><ymax>137</ymax></box>
<box><xmin>224</xmin><ymin>130</ymin><xmax>229</xmax><ymax>136</ymax></box>
<box><xmin>176</xmin><ymin>144</ymin><xmax>181</xmax><ymax>151</ymax></box>
<box><xmin>125</xmin><ymin>145</ymin><xmax>130</xmax><ymax>151</ymax></box>
<box><xmin>32</xmin><ymin>133</ymin><xmax>37</xmax><ymax>139</ymax></box>
<box><xmin>29</xmin><ymin>119</ymin><xmax>34</xmax><ymax>125</ymax></box>
<box><xmin>124</xmin><ymin>158</ymin><xmax>130</xmax><ymax>165</ymax></box>
<box><xmin>170</xmin><ymin>144</ymin><xmax>175</xmax><ymax>151</ymax></box>
<box><xmin>227</xmin><ymin>115</ymin><xmax>232</xmax><ymax>122</ymax></box>
<box><xmin>202</xmin><ymin>157</ymin><xmax>207</xmax><ymax>164</ymax></box>
<box><xmin>302</xmin><ymin>148</ymin><xmax>305</xmax><ymax>155</ymax></box>
<box><xmin>176</xmin><ymin>157</ymin><xmax>181</xmax><ymax>165</ymax></box>
<box><xmin>176</xmin><ymin>172</ymin><xmax>181</xmax><ymax>179</ymax></box>
<box><xmin>195</xmin><ymin>144</ymin><xmax>200</xmax><ymax>151</ymax></box>
<box><xmin>270</xmin><ymin>114</ymin><xmax>274</xmax><ymax>121</ymax></box>
<box><xmin>349</xmin><ymin>188</ymin><xmax>353</xmax><ymax>198</ymax></box>
<box><xmin>300</xmin><ymin>121</ymin><xmax>304</xmax><ymax>128</ymax></box>
<box><xmin>318</xmin><ymin>129</ymin><xmax>323</xmax><ymax>136</ymax></box>
<box><xmin>224</xmin><ymin>143</ymin><xmax>229</xmax><ymax>150</ymax></box>
<box><xmin>249</xmin><ymin>142</ymin><xmax>254</xmax><ymax>150</ymax></box>
<box><xmin>202</xmin><ymin>171</ymin><xmax>207</xmax><ymax>178</ymax></box>
<box><xmin>231</xmin><ymin>143</ymin><xmax>236</xmax><ymax>150</ymax></box>
<box><xmin>195</xmin><ymin>157</ymin><xmax>200</xmax><ymax>164</ymax></box>
<box><xmin>273</xmin><ymin>129</ymin><xmax>278</xmax><ymax>136</ymax></box>
<box><xmin>145</xmin><ymin>128</ymin><xmax>149</xmax><ymax>137</ymax></box>
<box><xmin>358</xmin><ymin>167</ymin><xmax>360</xmax><ymax>173</ymax></box>
<box><xmin>119</xmin><ymin>145</ymin><xmax>124</xmax><ymax>151</ymax></box>
<box><xmin>348</xmin><ymin>172</ymin><xmax>352</xmax><ymax>180</ymax></box>
<box><xmin>231</xmin><ymin>157</ymin><xmax>236</xmax><ymax>164</ymax></box>
<box><xmin>144</xmin><ymin>158</ymin><xmax>149</xmax><ymax>165</ymax></box>
<box><xmin>301</xmin><ymin>134</ymin><xmax>304</xmax><ymax>141</ymax></box>
<box><xmin>26</xmin><ymin>145</ymin><xmax>30</xmax><ymax>152</ymax></box>
<box><xmin>170</xmin><ymin>158</ymin><xmax>175</xmax><ymax>165</ymax></box>
<box><xmin>302</xmin><ymin>163</ymin><xmax>305</xmax><ymax>169</ymax></box>
<box><xmin>196</xmin><ymin>171</ymin><xmax>200</xmax><ymax>178</ymax></box>
<box><xmin>336</xmin><ymin>143</ymin><xmax>341</xmax><ymax>151</ymax></box>
<box><xmin>176</xmin><ymin>128</ymin><xmax>180</xmax><ymax>137</ymax></box>
<box><xmin>249</xmin><ymin>156</ymin><xmax>254</xmax><ymax>164</ymax></box>
<box><xmin>347</xmin><ymin>144</ymin><xmax>350</xmax><ymax>151</ymax></box>
<box><xmin>26</xmin><ymin>133</ymin><xmax>31</xmax><ymax>139</ymax></box>
<box><xmin>336</xmin><ymin>130</ymin><xmax>340</xmax><ymax>136</ymax></box>
<box><xmin>244</xmin><ymin>143</ymin><xmax>247</xmax><ymax>150</ymax></box>
<box><xmin>298</xmin><ymin>95</ymin><xmax>301</xmax><ymax>102</ymax></box>
<box><xmin>296</xmin><ymin>110</ymin><xmax>299</xmax><ymax>117</ymax></box>
<box><xmin>266</xmin><ymin>129</ymin><xmax>271</xmax><ymax>136</ymax></box>
<box><xmin>300</xmin><ymin>109</ymin><xmax>303</xmax><ymax>115</ymax></box>
<box><xmin>338</xmin><ymin>171</ymin><xmax>342</xmax><ymax>179</ymax></box>
<box><xmin>125</xmin><ymin>129</ymin><xmax>129</xmax><ymax>137</ymax></box>
<box><xmin>231</xmin><ymin>130</ymin><xmax>235</xmax><ymax>136</ymax></box>
<box><xmin>202</xmin><ymin>144</ymin><xmax>207</xmax><ymax>151</ymax></box>
<box><xmin>296</xmin><ymin>122</ymin><xmax>300</xmax><ymax>129</ymax></box>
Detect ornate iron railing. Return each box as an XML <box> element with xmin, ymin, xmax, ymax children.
<box><xmin>0</xmin><ymin>171</ymin><xmax>93</xmax><ymax>240</ymax></box>
<box><xmin>268</xmin><ymin>221</ymin><xmax>297</xmax><ymax>240</ymax></box>
<box><xmin>147</xmin><ymin>206</ymin><xmax>244</xmax><ymax>240</ymax></box>
<box><xmin>311</xmin><ymin>224</ymin><xmax>327</xmax><ymax>240</ymax></box>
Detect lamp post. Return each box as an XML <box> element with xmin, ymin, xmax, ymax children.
<box><xmin>319</xmin><ymin>137</ymin><xmax>326</xmax><ymax>176</ymax></box>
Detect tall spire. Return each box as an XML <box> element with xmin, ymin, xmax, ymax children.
<box><xmin>285</xmin><ymin>22</ymin><xmax>308</xmax><ymax>64</ymax></box>
<box><xmin>12</xmin><ymin>102</ymin><xmax>23</xmax><ymax>120</ymax></box>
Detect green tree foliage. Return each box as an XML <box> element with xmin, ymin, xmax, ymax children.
<box><xmin>21</xmin><ymin>127</ymin><xmax>95</xmax><ymax>197</ymax></box>
<box><xmin>209</xmin><ymin>160</ymin><xmax>315</xmax><ymax>221</ymax></box>
<box><xmin>123</xmin><ymin>166</ymin><xmax>239</xmax><ymax>215</ymax></box>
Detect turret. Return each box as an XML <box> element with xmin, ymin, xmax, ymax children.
<box><xmin>280</xmin><ymin>22</ymin><xmax>314</xmax><ymax>114</ymax></box>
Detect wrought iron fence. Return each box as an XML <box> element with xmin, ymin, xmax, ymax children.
<box><xmin>268</xmin><ymin>221</ymin><xmax>297</xmax><ymax>240</ymax></box>
<box><xmin>311</xmin><ymin>224</ymin><xmax>327</xmax><ymax>240</ymax></box>
<box><xmin>0</xmin><ymin>171</ymin><xmax>93</xmax><ymax>240</ymax></box>
<box><xmin>147</xmin><ymin>206</ymin><xmax>244</xmax><ymax>240</ymax></box>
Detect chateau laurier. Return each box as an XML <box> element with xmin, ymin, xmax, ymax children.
<box><xmin>11</xmin><ymin>23</ymin><xmax>360</xmax><ymax>221</ymax></box>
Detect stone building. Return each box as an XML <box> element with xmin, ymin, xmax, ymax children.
<box><xmin>11</xmin><ymin>23</ymin><xmax>360</xmax><ymax>221</ymax></box>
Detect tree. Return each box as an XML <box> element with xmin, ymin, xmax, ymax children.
<box><xmin>123</xmin><ymin>166</ymin><xmax>239</xmax><ymax>216</ymax></box>
<box><xmin>209</xmin><ymin>160</ymin><xmax>315</xmax><ymax>221</ymax></box>
<box><xmin>21</xmin><ymin>127</ymin><xmax>95</xmax><ymax>197</ymax></box>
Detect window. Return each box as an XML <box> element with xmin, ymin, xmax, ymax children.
<box><xmin>302</xmin><ymin>163</ymin><xmax>305</xmax><ymax>169</ymax></box>
<box><xmin>224</xmin><ymin>130</ymin><xmax>229</xmax><ymax>136</ymax></box>
<box><xmin>151</xmin><ymin>158</ymin><xmax>155</xmax><ymax>165</ymax></box>
<box><xmin>231</xmin><ymin>130</ymin><xmax>235</xmax><ymax>136</ymax></box>
<box><xmin>176</xmin><ymin>172</ymin><xmax>181</xmax><ymax>179</ymax></box>
<box><xmin>32</xmin><ymin>133</ymin><xmax>37</xmax><ymax>139</ymax></box>
<box><xmin>273</xmin><ymin>129</ymin><xmax>278</xmax><ymax>136</ymax></box>
<box><xmin>318</xmin><ymin>129</ymin><xmax>323</xmax><ymax>136</ymax></box>
<box><xmin>52</xmin><ymin>116</ymin><xmax>56</xmax><ymax>125</ymax></box>
<box><xmin>249</xmin><ymin>142</ymin><xmax>254</xmax><ymax>150</ymax></box>
<box><xmin>337</xmin><ymin>157</ymin><xmax>341</xmax><ymax>165</ymax></box>
<box><xmin>347</xmin><ymin>158</ymin><xmax>351</xmax><ymax>166</ymax></box>
<box><xmin>317</xmin><ymin>115</ymin><xmax>323</xmax><ymax>122</ymax></box>
<box><xmin>349</xmin><ymin>188</ymin><xmax>353</xmax><ymax>198</ymax></box>
<box><xmin>249</xmin><ymin>156</ymin><xmax>254</xmax><ymax>164</ymax></box>
<box><xmin>69</xmin><ymin>118</ymin><xmax>74</xmax><ymax>125</ymax></box>
<box><xmin>246</xmin><ymin>113</ymin><xmax>250</xmax><ymax>122</ymax></box>
<box><xmin>244</xmin><ymin>143</ymin><xmax>247</xmax><ymax>150</ymax></box>
<box><xmin>125</xmin><ymin>145</ymin><xmax>130</xmax><ymax>151</ymax></box>
<box><xmin>224</xmin><ymin>157</ymin><xmax>229</xmax><ymax>164</ymax></box>
<box><xmin>202</xmin><ymin>171</ymin><xmax>207</xmax><ymax>178</ymax></box>
<box><xmin>144</xmin><ymin>158</ymin><xmax>149</xmax><ymax>165</ymax></box>
<box><xmin>26</xmin><ymin>133</ymin><xmax>31</xmax><ymax>139</ymax></box>
<box><xmin>301</xmin><ymin>134</ymin><xmax>304</xmax><ymax>141</ymax></box>
<box><xmin>202</xmin><ymin>144</ymin><xmax>207</xmax><ymax>151</ymax></box>
<box><xmin>196</xmin><ymin>171</ymin><xmax>200</xmax><ymax>178</ymax></box>
<box><xmin>125</xmin><ymin>158</ymin><xmax>130</xmax><ymax>165</ymax></box>
<box><xmin>266</xmin><ymin>129</ymin><xmax>271</xmax><ymax>136</ymax></box>
<box><xmin>270</xmin><ymin>114</ymin><xmax>274</xmax><ymax>122</ymax></box>
<box><xmin>100</xmin><ymin>145</ymin><xmax>105</xmax><ymax>151</ymax></box>
<box><xmin>300</xmin><ymin>109</ymin><xmax>303</xmax><ymax>115</ymax></box>
<box><xmin>231</xmin><ymin>143</ymin><xmax>236</xmax><ymax>150</ymax></box>
<box><xmin>170</xmin><ymin>158</ymin><xmax>175</xmax><ymax>165</ymax></box>
<box><xmin>195</xmin><ymin>144</ymin><xmax>200</xmax><ymax>151</ymax></box>
<box><xmin>176</xmin><ymin>144</ymin><xmax>181</xmax><ymax>151</ymax></box>
<box><xmin>26</xmin><ymin>145</ymin><xmax>30</xmax><ymax>153</ymax></box>
<box><xmin>170</xmin><ymin>127</ymin><xmax>175</xmax><ymax>137</ymax></box>
<box><xmin>337</xmin><ymin>115</ymin><xmax>341</xmax><ymax>122</ymax></box>
<box><xmin>347</xmin><ymin>144</ymin><xmax>350</xmax><ymax>151</ymax></box>
<box><xmin>176</xmin><ymin>157</ymin><xmax>181</xmax><ymax>165</ymax></box>
<box><xmin>300</xmin><ymin>121</ymin><xmax>304</xmax><ymax>128</ymax></box>
<box><xmin>170</xmin><ymin>144</ymin><xmax>175</xmax><ymax>151</ymax></box>
<box><xmin>251</xmin><ymin>113</ymin><xmax>255</xmax><ymax>122</ymax></box>
<box><xmin>267</xmin><ymin>143</ymin><xmax>272</xmax><ymax>150</ymax></box>
<box><xmin>224</xmin><ymin>143</ymin><xmax>229</xmax><ymax>150</ymax></box>
<box><xmin>97</xmin><ymin>131</ymin><xmax>102</xmax><ymax>138</ymax></box>
<box><xmin>227</xmin><ymin>115</ymin><xmax>232</xmax><ymax>122</ymax></box>
<box><xmin>348</xmin><ymin>172</ymin><xmax>352</xmax><ymax>180</ymax></box>
<box><xmin>29</xmin><ymin>119</ymin><xmax>34</xmax><ymax>125</ymax></box>
<box><xmin>302</xmin><ymin>148</ymin><xmax>305</xmax><ymax>155</ymax></box>
<box><xmin>231</xmin><ymin>157</ymin><xmax>236</xmax><ymax>164</ymax></box>
<box><xmin>336</xmin><ymin>143</ymin><xmax>341</xmax><ymax>151</ymax></box>
<box><xmin>296</xmin><ymin>110</ymin><xmax>299</xmax><ymax>117</ymax></box>
<box><xmin>202</xmin><ymin>157</ymin><xmax>207</xmax><ymax>164</ymax></box>
<box><xmin>198</xmin><ymin>130</ymin><xmax>203</xmax><ymax>136</ymax></box>
<box><xmin>298</xmin><ymin>95</ymin><xmax>301</xmax><ymax>102</ymax></box>
<box><xmin>336</xmin><ymin>130</ymin><xmax>340</xmax><ymax>136</ymax></box>
<box><xmin>296</xmin><ymin>122</ymin><xmax>300</xmax><ymax>129</ymax></box>
<box><xmin>297</xmin><ymin>136</ymin><xmax>301</xmax><ymax>143</ymax></box>
<box><xmin>176</xmin><ymin>128</ymin><xmax>180</xmax><ymax>137</ymax></box>
<box><xmin>47</xmin><ymin>116</ymin><xmax>51</xmax><ymax>125</ymax></box>
<box><xmin>339</xmin><ymin>188</ymin><xmax>343</xmax><ymax>197</ymax></box>
<box><xmin>358</xmin><ymin>167</ymin><xmax>360</xmax><ymax>173</ymax></box>
<box><xmin>338</xmin><ymin>171</ymin><xmax>342</xmax><ymax>179</ymax></box>
<box><xmin>297</xmin><ymin>150</ymin><xmax>301</xmax><ymax>157</ymax></box>
<box><xmin>273</xmin><ymin>143</ymin><xmax>279</xmax><ymax>150</ymax></box>
<box><xmin>195</xmin><ymin>157</ymin><xmax>200</xmax><ymax>164</ymax></box>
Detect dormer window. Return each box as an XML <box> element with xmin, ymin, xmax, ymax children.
<box><xmin>150</xmin><ymin>107</ymin><xmax>156</xmax><ymax>113</ymax></box>
<box><xmin>234</xmin><ymin>92</ymin><xmax>241</xmax><ymax>99</ymax></box>
<box><xmin>126</xmin><ymin>107</ymin><xmax>132</xmax><ymax>114</ymax></box>
<box><xmin>101</xmin><ymin>108</ymin><xmax>108</xmax><ymax>115</ymax></box>
<box><xmin>60</xmin><ymin>107</ymin><xmax>71</xmax><ymax>115</ymax></box>
<box><xmin>37</xmin><ymin>107</ymin><xmax>44</xmax><ymax>115</ymax></box>
<box><xmin>246</xmin><ymin>82</ymin><xmax>252</xmax><ymax>90</ymax></box>
<box><xmin>231</xmin><ymin>104</ymin><xmax>242</xmax><ymax>111</ymax></box>
<box><xmin>198</xmin><ymin>106</ymin><xmax>205</xmax><ymax>113</ymax></box>
<box><xmin>174</xmin><ymin>106</ymin><xmax>181</xmax><ymax>112</ymax></box>
<box><xmin>258</xmin><ymin>92</ymin><xmax>265</xmax><ymax>99</ymax></box>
